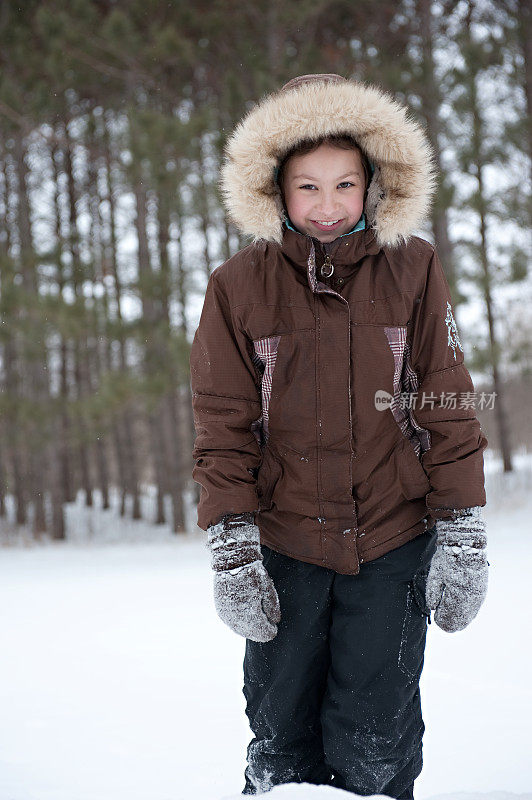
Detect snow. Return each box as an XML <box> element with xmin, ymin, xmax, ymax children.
<box><xmin>223</xmin><ymin>792</ymin><xmax>531</xmax><ymax>800</ymax></box>
<box><xmin>0</xmin><ymin>454</ymin><xmax>531</xmax><ymax>800</ymax></box>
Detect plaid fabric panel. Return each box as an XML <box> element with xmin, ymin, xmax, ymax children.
<box><xmin>384</xmin><ymin>326</ymin><xmax>431</xmax><ymax>457</ymax></box>
<box><xmin>252</xmin><ymin>334</ymin><xmax>281</xmax><ymax>445</ymax></box>
<box><xmin>402</xmin><ymin>339</ymin><xmax>431</xmax><ymax>453</ymax></box>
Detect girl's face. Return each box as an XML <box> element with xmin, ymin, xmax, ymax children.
<box><xmin>282</xmin><ymin>143</ymin><xmax>366</xmax><ymax>243</ymax></box>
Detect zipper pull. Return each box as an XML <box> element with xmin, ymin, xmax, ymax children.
<box><xmin>320</xmin><ymin>254</ymin><xmax>334</xmax><ymax>278</ymax></box>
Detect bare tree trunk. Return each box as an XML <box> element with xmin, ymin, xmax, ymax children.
<box><xmin>62</xmin><ymin>121</ymin><xmax>93</xmax><ymax>506</ymax></box>
<box><xmin>0</xmin><ymin>310</ymin><xmax>26</xmax><ymax>525</ymax></box>
<box><xmin>465</xmin><ymin>1</ymin><xmax>513</xmax><ymax>471</ymax></box>
<box><xmin>13</xmin><ymin>130</ymin><xmax>48</xmax><ymax>536</ymax></box>
<box><xmin>416</xmin><ymin>0</ymin><xmax>458</xmax><ymax>295</ymax></box>
<box><xmin>86</xmin><ymin>117</ymin><xmax>111</xmax><ymax>510</ymax></box>
<box><xmin>266</xmin><ymin>0</ymin><xmax>285</xmax><ymax>83</ymax></box>
<box><xmin>73</xmin><ymin>346</ymin><xmax>93</xmax><ymax>506</ymax></box>
<box><xmin>156</xmin><ymin>192</ymin><xmax>186</xmax><ymax>534</ymax></box>
<box><xmin>103</xmin><ymin>112</ymin><xmax>141</xmax><ymax>518</ymax></box>
<box><xmin>0</xmin><ymin>442</ymin><xmax>6</xmax><ymax>517</ymax></box>
<box><xmin>517</xmin><ymin>0</ymin><xmax>532</xmax><ymax>225</ymax></box>
<box><xmin>173</xmin><ymin>202</ymin><xmax>199</xmax><ymax>513</ymax></box>
<box><xmin>0</xmin><ymin>153</ymin><xmax>25</xmax><ymax>524</ymax></box>
<box><xmin>133</xmin><ymin>176</ymin><xmax>167</xmax><ymax>524</ymax></box>
<box><xmin>196</xmin><ymin>135</ymin><xmax>215</xmax><ymax>282</ymax></box>
<box><xmin>0</xmin><ymin>324</ymin><xmax>26</xmax><ymax>526</ymax></box>
<box><xmin>48</xmin><ymin>416</ymin><xmax>66</xmax><ymax>540</ymax></box>
<box><xmin>50</xmin><ymin>142</ymin><xmax>75</xmax><ymax>504</ymax></box>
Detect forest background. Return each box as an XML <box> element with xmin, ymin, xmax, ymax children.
<box><xmin>0</xmin><ymin>0</ymin><xmax>530</xmax><ymax>541</ymax></box>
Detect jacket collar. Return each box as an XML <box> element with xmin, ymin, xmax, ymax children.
<box><xmin>280</xmin><ymin>221</ymin><xmax>381</xmax><ymax>293</ymax></box>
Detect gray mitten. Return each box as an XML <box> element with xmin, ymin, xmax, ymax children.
<box><xmin>426</xmin><ymin>506</ymin><xmax>489</xmax><ymax>633</ymax></box>
<box><xmin>206</xmin><ymin>512</ymin><xmax>281</xmax><ymax>642</ymax></box>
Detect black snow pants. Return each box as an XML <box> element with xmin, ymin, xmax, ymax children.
<box><xmin>242</xmin><ymin>526</ymin><xmax>438</xmax><ymax>798</ymax></box>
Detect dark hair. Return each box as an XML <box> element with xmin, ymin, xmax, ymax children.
<box><xmin>276</xmin><ymin>134</ymin><xmax>372</xmax><ymax>200</ymax></box>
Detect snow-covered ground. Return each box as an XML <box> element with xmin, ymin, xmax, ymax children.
<box><xmin>0</xmin><ymin>451</ymin><xmax>531</xmax><ymax>800</ymax></box>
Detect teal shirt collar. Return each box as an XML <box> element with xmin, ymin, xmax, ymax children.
<box><xmin>284</xmin><ymin>212</ymin><xmax>367</xmax><ymax>237</ymax></box>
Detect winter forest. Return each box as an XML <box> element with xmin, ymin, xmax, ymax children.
<box><xmin>0</xmin><ymin>1</ymin><xmax>531</xmax><ymax>799</ymax></box>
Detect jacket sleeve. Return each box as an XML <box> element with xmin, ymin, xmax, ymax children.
<box><xmin>409</xmin><ymin>247</ymin><xmax>488</xmax><ymax>522</ymax></box>
<box><xmin>190</xmin><ymin>267</ymin><xmax>262</xmax><ymax>530</ymax></box>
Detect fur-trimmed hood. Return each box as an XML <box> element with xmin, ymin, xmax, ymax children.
<box><xmin>219</xmin><ymin>74</ymin><xmax>438</xmax><ymax>249</ymax></box>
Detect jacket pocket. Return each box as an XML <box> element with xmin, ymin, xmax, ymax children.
<box><xmin>394</xmin><ymin>437</ymin><xmax>431</xmax><ymax>501</ymax></box>
<box><xmin>256</xmin><ymin>446</ymin><xmax>282</xmax><ymax>512</ymax></box>
<box><xmin>260</xmin><ymin>543</ymin><xmax>275</xmax><ymax>570</ymax></box>
<box><xmin>411</xmin><ymin>565</ymin><xmax>432</xmax><ymax>618</ymax></box>
<box><xmin>397</xmin><ymin>529</ymin><xmax>438</xmax><ymax>676</ymax></box>
<box><xmin>397</xmin><ymin>578</ymin><xmax>430</xmax><ymax>679</ymax></box>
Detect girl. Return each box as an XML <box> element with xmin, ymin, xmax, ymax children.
<box><xmin>190</xmin><ymin>74</ymin><xmax>489</xmax><ymax>798</ymax></box>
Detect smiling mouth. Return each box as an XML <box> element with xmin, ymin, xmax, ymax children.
<box><xmin>311</xmin><ymin>219</ymin><xmax>343</xmax><ymax>227</ymax></box>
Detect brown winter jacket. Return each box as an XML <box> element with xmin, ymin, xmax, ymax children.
<box><xmin>190</xmin><ymin>74</ymin><xmax>488</xmax><ymax>575</ymax></box>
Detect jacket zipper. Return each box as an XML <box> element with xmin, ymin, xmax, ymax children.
<box><xmin>312</xmin><ymin>237</ymin><xmax>360</xmax><ymax>565</ymax></box>
<box><xmin>321</xmin><ymin>253</ymin><xmax>334</xmax><ymax>278</ymax></box>
<box><xmin>318</xmin><ymin>240</ymin><xmax>335</xmax><ymax>278</ymax></box>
